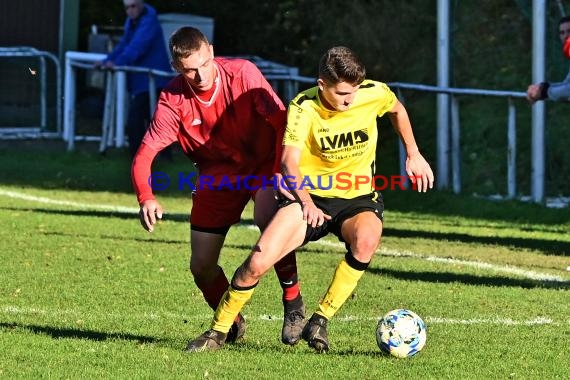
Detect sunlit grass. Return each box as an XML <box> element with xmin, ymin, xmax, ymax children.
<box><xmin>0</xmin><ymin>144</ymin><xmax>568</xmax><ymax>378</ymax></box>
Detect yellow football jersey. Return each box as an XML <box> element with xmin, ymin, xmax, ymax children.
<box><xmin>284</xmin><ymin>80</ymin><xmax>397</xmax><ymax>198</ymax></box>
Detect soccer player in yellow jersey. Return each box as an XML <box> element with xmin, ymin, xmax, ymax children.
<box><xmin>185</xmin><ymin>46</ymin><xmax>434</xmax><ymax>353</ymax></box>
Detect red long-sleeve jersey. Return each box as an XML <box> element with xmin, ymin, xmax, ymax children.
<box><xmin>132</xmin><ymin>57</ymin><xmax>286</xmax><ymax>203</ymax></box>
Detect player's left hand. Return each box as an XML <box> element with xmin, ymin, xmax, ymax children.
<box><xmin>139</xmin><ymin>199</ymin><xmax>163</xmax><ymax>232</ymax></box>
<box><xmin>406</xmin><ymin>151</ymin><xmax>434</xmax><ymax>193</ymax></box>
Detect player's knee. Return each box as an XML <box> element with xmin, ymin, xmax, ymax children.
<box><xmin>351</xmin><ymin>235</ymin><xmax>380</xmax><ymax>260</ymax></box>
<box><xmin>244</xmin><ymin>252</ymin><xmax>270</xmax><ymax>281</ymax></box>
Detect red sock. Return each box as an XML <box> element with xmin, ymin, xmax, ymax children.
<box><xmin>282</xmin><ymin>283</ymin><xmax>301</xmax><ymax>302</ymax></box>
<box><xmin>274</xmin><ymin>251</ymin><xmax>301</xmax><ymax>302</ymax></box>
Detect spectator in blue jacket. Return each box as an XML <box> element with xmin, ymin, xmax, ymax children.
<box><xmin>96</xmin><ymin>0</ymin><xmax>172</xmax><ymax>158</ymax></box>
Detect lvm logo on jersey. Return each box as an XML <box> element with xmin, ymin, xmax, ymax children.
<box><xmin>319</xmin><ymin>129</ymin><xmax>369</xmax><ymax>150</ymax></box>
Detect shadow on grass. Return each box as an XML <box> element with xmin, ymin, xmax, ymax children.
<box><xmin>367</xmin><ymin>267</ymin><xmax>570</xmax><ymax>290</ymax></box>
<box><xmin>226</xmin><ymin>339</ymin><xmax>384</xmax><ymax>357</ymax></box>
<box><xmin>41</xmin><ymin>231</ymin><xmax>187</xmax><ymax>246</ymax></box>
<box><xmin>383</xmin><ymin>227</ymin><xmax>570</xmax><ymax>256</ymax></box>
<box><xmin>331</xmin><ymin>349</ymin><xmax>386</xmax><ymax>357</ymax></box>
<box><xmin>277</xmin><ymin>228</ymin><xmax>569</xmax><ymax>257</ymax></box>
<box><xmin>0</xmin><ymin>206</ymin><xmax>189</xmax><ymax>223</ymax></box>
<box><xmin>4</xmin><ymin>206</ymin><xmax>568</xmax><ymax>256</ymax></box>
<box><xmin>2</xmin><ymin>206</ymin><xmax>261</xmax><ymax>227</ymax></box>
<box><xmin>0</xmin><ymin>322</ymin><xmax>157</xmax><ymax>343</ymax></box>
<box><xmin>42</xmin><ymin>231</ymin><xmax>258</xmax><ymax>252</ymax></box>
<box><xmin>383</xmin><ymin>190</ymin><xmax>569</xmax><ymax>225</ymax></box>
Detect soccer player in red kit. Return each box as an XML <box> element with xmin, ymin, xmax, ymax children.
<box><xmin>131</xmin><ymin>27</ymin><xmax>306</xmax><ymax>347</ymax></box>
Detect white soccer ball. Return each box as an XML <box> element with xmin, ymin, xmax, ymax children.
<box><xmin>376</xmin><ymin>309</ymin><xmax>427</xmax><ymax>358</ymax></box>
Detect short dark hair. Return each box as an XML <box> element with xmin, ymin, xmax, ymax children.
<box><xmin>169</xmin><ymin>27</ymin><xmax>210</xmax><ymax>64</ymax></box>
<box><xmin>559</xmin><ymin>16</ymin><xmax>570</xmax><ymax>26</ymax></box>
<box><xmin>318</xmin><ymin>46</ymin><xmax>366</xmax><ymax>85</ymax></box>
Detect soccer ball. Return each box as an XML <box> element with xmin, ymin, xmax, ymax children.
<box><xmin>376</xmin><ymin>309</ymin><xmax>427</xmax><ymax>358</ymax></box>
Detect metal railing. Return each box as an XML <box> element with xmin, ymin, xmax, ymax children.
<box><xmin>0</xmin><ymin>47</ymin><xmax>62</xmax><ymax>137</ymax></box>
<box><xmin>64</xmin><ymin>51</ymin><xmax>176</xmax><ymax>151</ymax></box>
<box><xmin>64</xmin><ymin>52</ymin><xmax>539</xmax><ymax>200</ymax></box>
<box><xmin>387</xmin><ymin>82</ymin><xmax>527</xmax><ymax>199</ymax></box>
<box><xmin>63</xmin><ymin>51</ymin><xmax>314</xmax><ymax>152</ymax></box>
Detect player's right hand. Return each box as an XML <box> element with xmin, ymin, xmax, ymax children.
<box><xmin>301</xmin><ymin>201</ymin><xmax>331</xmax><ymax>228</ymax></box>
<box><xmin>139</xmin><ymin>199</ymin><xmax>163</xmax><ymax>232</ymax></box>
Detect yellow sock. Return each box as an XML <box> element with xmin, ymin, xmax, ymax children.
<box><xmin>211</xmin><ymin>285</ymin><xmax>255</xmax><ymax>333</ymax></box>
<box><xmin>316</xmin><ymin>259</ymin><xmax>365</xmax><ymax>320</ymax></box>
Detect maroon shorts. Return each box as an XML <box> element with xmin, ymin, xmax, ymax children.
<box><xmin>190</xmin><ymin>188</ymin><xmax>256</xmax><ymax>234</ymax></box>
<box><xmin>190</xmin><ymin>162</ymin><xmax>276</xmax><ymax>234</ymax></box>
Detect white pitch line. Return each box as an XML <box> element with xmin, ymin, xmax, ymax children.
<box><xmin>0</xmin><ymin>189</ymin><xmax>139</xmax><ymax>213</ymax></box>
<box><xmin>1</xmin><ymin>305</ymin><xmax>565</xmax><ymax>326</ymax></box>
<box><xmin>2</xmin><ymin>188</ymin><xmax>568</xmax><ymax>284</ymax></box>
<box><xmin>306</xmin><ymin>239</ymin><xmax>568</xmax><ymax>283</ymax></box>
<box><xmin>263</xmin><ymin>314</ymin><xmax>559</xmax><ymax>326</ymax></box>
<box><xmin>425</xmin><ymin>316</ymin><xmax>555</xmax><ymax>326</ymax></box>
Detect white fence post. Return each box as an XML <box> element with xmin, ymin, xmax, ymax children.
<box><xmin>531</xmin><ymin>0</ymin><xmax>546</xmax><ymax>203</ymax></box>
<box><xmin>450</xmin><ymin>96</ymin><xmax>461</xmax><ymax>194</ymax></box>
<box><xmin>114</xmin><ymin>71</ymin><xmax>127</xmax><ymax>148</ymax></box>
<box><xmin>63</xmin><ymin>52</ymin><xmax>76</xmax><ymax>150</ymax></box>
<box><xmin>437</xmin><ymin>0</ymin><xmax>451</xmax><ymax>190</ymax></box>
<box><xmin>507</xmin><ymin>98</ymin><xmax>517</xmax><ymax>199</ymax></box>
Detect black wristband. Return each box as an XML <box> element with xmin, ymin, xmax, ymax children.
<box><xmin>539</xmin><ymin>82</ymin><xmax>550</xmax><ymax>100</ymax></box>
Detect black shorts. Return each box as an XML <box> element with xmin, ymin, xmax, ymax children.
<box><xmin>278</xmin><ymin>192</ymin><xmax>384</xmax><ymax>245</ymax></box>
